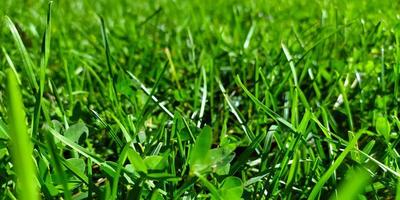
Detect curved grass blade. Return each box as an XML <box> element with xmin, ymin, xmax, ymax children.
<box><xmin>4</xmin><ymin>16</ymin><xmax>38</xmax><ymax>90</ymax></box>
<box><xmin>217</xmin><ymin>78</ymin><xmax>255</xmax><ymax>140</ymax></box>
<box><xmin>46</xmin><ymin>125</ymin><xmax>112</xmax><ymax>170</ymax></box>
<box><xmin>235</xmin><ymin>75</ymin><xmax>296</xmax><ymax>132</ymax></box>
<box><xmin>2</xmin><ymin>48</ymin><xmax>21</xmax><ymax>85</ymax></box>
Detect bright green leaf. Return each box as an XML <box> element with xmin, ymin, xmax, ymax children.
<box><xmin>376</xmin><ymin>116</ymin><xmax>391</xmax><ymax>141</ymax></box>
<box><xmin>189</xmin><ymin>126</ymin><xmax>213</xmax><ymax>174</ymax></box>
<box><xmin>64</xmin><ymin>122</ymin><xmax>88</xmax><ymax>143</ymax></box>
<box><xmin>127</xmin><ymin>148</ymin><xmax>148</xmax><ymax>174</ymax></box>
<box><xmin>220</xmin><ymin>176</ymin><xmax>243</xmax><ymax>200</ymax></box>
<box><xmin>144</xmin><ymin>155</ymin><xmax>167</xmax><ymax>170</ymax></box>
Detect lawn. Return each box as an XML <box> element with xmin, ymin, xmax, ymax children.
<box><xmin>1</xmin><ymin>0</ymin><xmax>400</xmax><ymax>199</ymax></box>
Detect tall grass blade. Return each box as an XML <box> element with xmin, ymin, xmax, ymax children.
<box><xmin>5</xmin><ymin>16</ymin><xmax>38</xmax><ymax>90</ymax></box>
<box><xmin>308</xmin><ymin>131</ymin><xmax>362</xmax><ymax>200</ymax></box>
<box><xmin>6</xmin><ymin>69</ymin><xmax>40</xmax><ymax>200</ymax></box>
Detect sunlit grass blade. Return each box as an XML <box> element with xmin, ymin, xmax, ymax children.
<box><xmin>281</xmin><ymin>42</ymin><xmax>298</xmax><ymax>87</ymax></box>
<box><xmin>32</xmin><ymin>1</ymin><xmax>53</xmax><ymax>137</ymax></box>
<box><xmin>126</xmin><ymin>70</ymin><xmax>174</xmax><ymax>118</ymax></box>
<box><xmin>6</xmin><ymin>69</ymin><xmax>40</xmax><ymax>200</ymax></box>
<box><xmin>4</xmin><ymin>16</ymin><xmax>38</xmax><ymax>90</ymax></box>
<box><xmin>235</xmin><ymin>75</ymin><xmax>296</xmax><ymax>132</ymax></box>
<box><xmin>45</xmin><ymin>132</ymin><xmax>72</xmax><ymax>200</ymax></box>
<box><xmin>46</xmin><ymin>125</ymin><xmax>112</xmax><ymax>169</ymax></box>
<box><xmin>2</xmin><ymin>48</ymin><xmax>21</xmax><ymax>85</ymax></box>
<box><xmin>197</xmin><ymin>66</ymin><xmax>207</xmax><ymax>127</ymax></box>
<box><xmin>217</xmin><ymin>78</ymin><xmax>254</xmax><ymax>140</ymax></box>
<box><xmin>308</xmin><ymin>131</ymin><xmax>363</xmax><ymax>200</ymax></box>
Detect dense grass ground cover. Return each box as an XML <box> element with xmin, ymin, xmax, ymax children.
<box><xmin>1</xmin><ymin>0</ymin><xmax>400</xmax><ymax>199</ymax></box>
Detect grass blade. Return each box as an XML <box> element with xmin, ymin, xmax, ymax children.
<box><xmin>235</xmin><ymin>75</ymin><xmax>296</xmax><ymax>132</ymax></box>
<box><xmin>308</xmin><ymin>131</ymin><xmax>362</xmax><ymax>200</ymax></box>
<box><xmin>6</xmin><ymin>69</ymin><xmax>40</xmax><ymax>200</ymax></box>
<box><xmin>4</xmin><ymin>16</ymin><xmax>38</xmax><ymax>90</ymax></box>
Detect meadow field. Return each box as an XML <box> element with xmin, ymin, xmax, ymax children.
<box><xmin>1</xmin><ymin>0</ymin><xmax>400</xmax><ymax>199</ymax></box>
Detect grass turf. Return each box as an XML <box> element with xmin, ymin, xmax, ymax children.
<box><xmin>1</xmin><ymin>0</ymin><xmax>400</xmax><ymax>199</ymax></box>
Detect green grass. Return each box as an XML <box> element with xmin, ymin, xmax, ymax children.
<box><xmin>6</xmin><ymin>69</ymin><xmax>40</xmax><ymax>200</ymax></box>
<box><xmin>1</xmin><ymin>0</ymin><xmax>400</xmax><ymax>199</ymax></box>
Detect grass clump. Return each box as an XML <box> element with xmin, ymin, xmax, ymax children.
<box><xmin>1</xmin><ymin>0</ymin><xmax>400</xmax><ymax>199</ymax></box>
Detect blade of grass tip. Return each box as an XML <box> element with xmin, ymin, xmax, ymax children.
<box><xmin>164</xmin><ymin>48</ymin><xmax>181</xmax><ymax>90</ymax></box>
<box><xmin>99</xmin><ymin>16</ymin><xmax>114</xmax><ymax>76</ymax></box>
<box><xmin>338</xmin><ymin>78</ymin><xmax>354</xmax><ymax>131</ymax></box>
<box><xmin>217</xmin><ymin>78</ymin><xmax>255</xmax><ymax>141</ymax></box>
<box><xmin>99</xmin><ymin>16</ymin><xmax>121</xmax><ymax>114</ymax></box>
<box><xmin>197</xmin><ymin>66</ymin><xmax>207</xmax><ymax>128</ymax></box>
<box><xmin>234</xmin><ymin>75</ymin><xmax>296</xmax><ymax>132</ymax></box>
<box><xmin>126</xmin><ymin>70</ymin><xmax>174</xmax><ymax>118</ymax></box>
<box><xmin>308</xmin><ymin>131</ymin><xmax>363</xmax><ymax>200</ymax></box>
<box><xmin>40</xmin><ymin>1</ymin><xmax>52</xmax><ymax>84</ymax></box>
<box><xmin>2</xmin><ymin>48</ymin><xmax>21</xmax><ymax>85</ymax></box>
<box><xmin>243</xmin><ymin>23</ymin><xmax>255</xmax><ymax>49</ymax></box>
<box><xmin>281</xmin><ymin>42</ymin><xmax>298</xmax><ymax>87</ymax></box>
<box><xmin>4</xmin><ymin>16</ymin><xmax>38</xmax><ymax>90</ymax></box>
<box><xmin>292</xmin><ymin>26</ymin><xmax>305</xmax><ymax>50</ymax></box>
<box><xmin>33</xmin><ymin>1</ymin><xmax>53</xmax><ymax>136</ymax></box>
<box><xmin>6</xmin><ymin>69</ymin><xmax>40</xmax><ymax>200</ymax></box>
